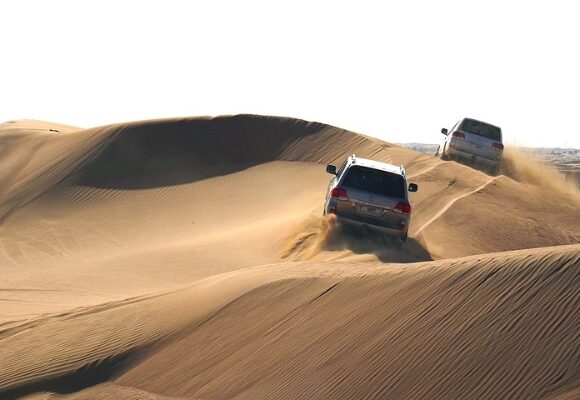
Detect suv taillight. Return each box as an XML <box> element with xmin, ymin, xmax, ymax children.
<box><xmin>492</xmin><ymin>142</ymin><xmax>504</xmax><ymax>151</ymax></box>
<box><xmin>394</xmin><ymin>201</ymin><xmax>411</xmax><ymax>214</ymax></box>
<box><xmin>330</xmin><ymin>187</ymin><xmax>348</xmax><ymax>201</ymax></box>
<box><xmin>452</xmin><ymin>131</ymin><xmax>465</xmax><ymax>139</ymax></box>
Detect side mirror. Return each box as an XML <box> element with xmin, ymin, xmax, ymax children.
<box><xmin>408</xmin><ymin>183</ymin><xmax>418</xmax><ymax>192</ymax></box>
<box><xmin>326</xmin><ymin>164</ymin><xmax>337</xmax><ymax>175</ymax></box>
<box><xmin>441</xmin><ymin>128</ymin><xmax>448</xmax><ymax>135</ymax></box>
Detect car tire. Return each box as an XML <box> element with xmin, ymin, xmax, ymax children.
<box><xmin>440</xmin><ymin>145</ymin><xmax>449</xmax><ymax>161</ymax></box>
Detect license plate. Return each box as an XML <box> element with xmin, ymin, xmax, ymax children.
<box><xmin>357</xmin><ymin>204</ymin><xmax>382</xmax><ymax>216</ymax></box>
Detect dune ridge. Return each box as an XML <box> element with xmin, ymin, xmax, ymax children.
<box><xmin>118</xmin><ymin>245</ymin><xmax>580</xmax><ymax>400</ymax></box>
<box><xmin>2</xmin><ymin>245</ymin><xmax>578</xmax><ymax>399</ymax></box>
<box><xmin>0</xmin><ymin>115</ymin><xmax>579</xmax><ymax>399</ymax></box>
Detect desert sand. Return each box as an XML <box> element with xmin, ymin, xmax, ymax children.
<box><xmin>0</xmin><ymin>115</ymin><xmax>578</xmax><ymax>399</ymax></box>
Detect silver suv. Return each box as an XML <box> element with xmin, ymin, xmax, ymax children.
<box><xmin>437</xmin><ymin>117</ymin><xmax>503</xmax><ymax>174</ymax></box>
<box><xmin>323</xmin><ymin>155</ymin><xmax>418</xmax><ymax>242</ymax></box>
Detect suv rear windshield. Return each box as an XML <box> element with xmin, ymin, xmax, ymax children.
<box><xmin>342</xmin><ymin>166</ymin><xmax>405</xmax><ymax>198</ymax></box>
<box><xmin>459</xmin><ymin>119</ymin><xmax>502</xmax><ymax>141</ymax></box>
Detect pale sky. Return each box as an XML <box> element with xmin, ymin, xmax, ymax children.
<box><xmin>1</xmin><ymin>0</ymin><xmax>579</xmax><ymax>147</ymax></box>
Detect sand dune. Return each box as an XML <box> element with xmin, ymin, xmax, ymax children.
<box><xmin>117</xmin><ymin>245</ymin><xmax>580</xmax><ymax>400</ymax></box>
<box><xmin>0</xmin><ymin>115</ymin><xmax>578</xmax><ymax>399</ymax></box>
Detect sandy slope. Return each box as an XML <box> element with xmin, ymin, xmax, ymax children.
<box><xmin>0</xmin><ymin>115</ymin><xmax>579</xmax><ymax>399</ymax></box>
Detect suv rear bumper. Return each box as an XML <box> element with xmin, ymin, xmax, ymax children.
<box><xmin>447</xmin><ymin>146</ymin><xmax>500</xmax><ymax>167</ymax></box>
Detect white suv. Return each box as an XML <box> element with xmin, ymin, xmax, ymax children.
<box><xmin>437</xmin><ymin>118</ymin><xmax>503</xmax><ymax>174</ymax></box>
<box><xmin>324</xmin><ymin>155</ymin><xmax>418</xmax><ymax>242</ymax></box>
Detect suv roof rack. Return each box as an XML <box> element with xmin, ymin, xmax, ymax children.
<box><xmin>350</xmin><ymin>154</ymin><xmax>356</xmax><ymax>162</ymax></box>
<box><xmin>400</xmin><ymin>165</ymin><xmax>406</xmax><ymax>176</ymax></box>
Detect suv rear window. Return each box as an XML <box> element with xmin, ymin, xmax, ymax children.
<box><xmin>459</xmin><ymin>119</ymin><xmax>502</xmax><ymax>141</ymax></box>
<box><xmin>342</xmin><ymin>166</ymin><xmax>405</xmax><ymax>198</ymax></box>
